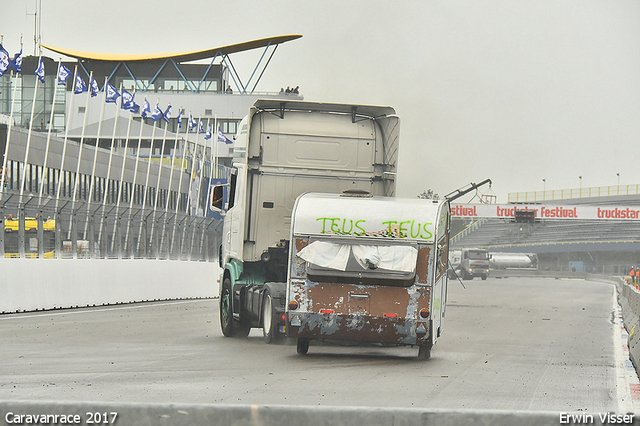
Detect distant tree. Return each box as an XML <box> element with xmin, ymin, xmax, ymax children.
<box><xmin>418</xmin><ymin>189</ymin><xmax>439</xmax><ymax>200</ymax></box>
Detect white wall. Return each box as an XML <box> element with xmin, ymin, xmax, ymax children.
<box><xmin>0</xmin><ymin>259</ymin><xmax>221</xmax><ymax>313</ymax></box>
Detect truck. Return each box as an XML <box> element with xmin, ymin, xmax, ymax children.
<box><xmin>211</xmin><ymin>99</ymin><xmax>399</xmax><ymax>343</ymax></box>
<box><xmin>489</xmin><ymin>252</ymin><xmax>538</xmax><ymax>270</ymax></box>
<box><xmin>456</xmin><ymin>247</ymin><xmax>490</xmax><ymax>280</ymax></box>
<box><xmin>286</xmin><ymin>192</ymin><xmax>451</xmax><ymax>359</ymax></box>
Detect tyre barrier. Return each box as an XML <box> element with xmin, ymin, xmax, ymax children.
<box><xmin>2</xmin><ymin>401</ymin><xmax>637</xmax><ymax>426</ymax></box>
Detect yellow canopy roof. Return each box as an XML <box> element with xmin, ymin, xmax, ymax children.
<box><xmin>41</xmin><ymin>35</ymin><xmax>302</xmax><ymax>63</ymax></box>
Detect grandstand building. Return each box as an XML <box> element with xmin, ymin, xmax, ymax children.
<box><xmin>0</xmin><ymin>35</ymin><xmax>302</xmax><ymax>260</ymax></box>
<box><xmin>451</xmin><ymin>186</ymin><xmax>640</xmax><ymax>275</ymax></box>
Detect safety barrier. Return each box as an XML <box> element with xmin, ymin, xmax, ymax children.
<box><xmin>2</xmin><ymin>401</ymin><xmax>634</xmax><ymax>426</ymax></box>
<box><xmin>0</xmin><ymin>259</ymin><xmax>221</xmax><ymax>313</ymax></box>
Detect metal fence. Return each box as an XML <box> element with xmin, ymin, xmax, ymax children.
<box><xmin>508</xmin><ymin>184</ymin><xmax>640</xmax><ymax>203</ymax></box>
<box><xmin>0</xmin><ymin>192</ymin><xmax>221</xmax><ymax>260</ymax></box>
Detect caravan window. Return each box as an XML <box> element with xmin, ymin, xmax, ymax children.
<box><xmin>297</xmin><ymin>239</ymin><xmax>418</xmax><ymax>286</ymax></box>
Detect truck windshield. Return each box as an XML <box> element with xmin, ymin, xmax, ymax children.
<box><xmin>469</xmin><ymin>250</ymin><xmax>488</xmax><ymax>260</ymax></box>
<box><xmin>297</xmin><ymin>239</ymin><xmax>419</xmax><ymax>286</ymax></box>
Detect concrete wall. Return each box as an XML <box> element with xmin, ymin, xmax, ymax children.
<box><xmin>0</xmin><ymin>259</ymin><xmax>221</xmax><ymax>313</ymax></box>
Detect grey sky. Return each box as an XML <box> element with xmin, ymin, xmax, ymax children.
<box><xmin>3</xmin><ymin>0</ymin><xmax>639</xmax><ymax>201</ymax></box>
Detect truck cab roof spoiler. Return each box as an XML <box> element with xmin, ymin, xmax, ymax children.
<box><xmin>252</xmin><ymin>99</ymin><xmax>396</xmax><ymax>122</ymax></box>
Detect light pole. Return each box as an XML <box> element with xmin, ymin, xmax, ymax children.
<box><xmin>617</xmin><ymin>173</ymin><xmax>620</xmax><ymax>186</ymax></box>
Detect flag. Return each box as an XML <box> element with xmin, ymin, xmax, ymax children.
<box><xmin>12</xmin><ymin>48</ymin><xmax>22</xmax><ymax>74</ymax></box>
<box><xmin>151</xmin><ymin>103</ymin><xmax>163</xmax><ymax>121</ymax></box>
<box><xmin>57</xmin><ymin>64</ymin><xmax>72</xmax><ymax>85</ymax></box>
<box><xmin>218</xmin><ymin>127</ymin><xmax>233</xmax><ymax>144</ymax></box>
<box><xmin>130</xmin><ymin>102</ymin><xmax>140</xmax><ymax>114</ymax></box>
<box><xmin>74</xmin><ymin>74</ymin><xmax>87</xmax><ymax>94</ymax></box>
<box><xmin>90</xmin><ymin>77</ymin><xmax>100</xmax><ymax>97</ymax></box>
<box><xmin>198</xmin><ymin>120</ymin><xmax>204</xmax><ymax>134</ymax></box>
<box><xmin>0</xmin><ymin>45</ymin><xmax>10</xmax><ymax>77</ymax></box>
<box><xmin>188</xmin><ymin>114</ymin><xmax>197</xmax><ymax>131</ymax></box>
<box><xmin>121</xmin><ymin>89</ymin><xmax>134</xmax><ymax>110</ymax></box>
<box><xmin>34</xmin><ymin>57</ymin><xmax>45</xmax><ymax>83</ymax></box>
<box><xmin>105</xmin><ymin>83</ymin><xmax>120</xmax><ymax>103</ymax></box>
<box><xmin>141</xmin><ymin>98</ymin><xmax>151</xmax><ymax>119</ymax></box>
<box><xmin>176</xmin><ymin>110</ymin><xmax>183</xmax><ymax>128</ymax></box>
<box><xmin>205</xmin><ymin>124</ymin><xmax>212</xmax><ymax>140</ymax></box>
<box><xmin>162</xmin><ymin>104</ymin><xmax>172</xmax><ymax>123</ymax></box>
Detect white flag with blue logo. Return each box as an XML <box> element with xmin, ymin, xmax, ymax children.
<box><xmin>141</xmin><ymin>99</ymin><xmax>151</xmax><ymax>119</ymax></box>
<box><xmin>188</xmin><ymin>114</ymin><xmax>197</xmax><ymax>131</ymax></box>
<box><xmin>34</xmin><ymin>57</ymin><xmax>45</xmax><ymax>83</ymax></box>
<box><xmin>90</xmin><ymin>77</ymin><xmax>100</xmax><ymax>97</ymax></box>
<box><xmin>151</xmin><ymin>103</ymin><xmax>163</xmax><ymax>121</ymax></box>
<box><xmin>198</xmin><ymin>120</ymin><xmax>205</xmax><ymax>134</ymax></box>
<box><xmin>218</xmin><ymin>127</ymin><xmax>233</xmax><ymax>144</ymax></box>
<box><xmin>205</xmin><ymin>124</ymin><xmax>212</xmax><ymax>140</ymax></box>
<box><xmin>105</xmin><ymin>83</ymin><xmax>120</xmax><ymax>103</ymax></box>
<box><xmin>162</xmin><ymin>104</ymin><xmax>172</xmax><ymax>123</ymax></box>
<box><xmin>57</xmin><ymin>64</ymin><xmax>72</xmax><ymax>85</ymax></box>
<box><xmin>12</xmin><ymin>49</ymin><xmax>22</xmax><ymax>74</ymax></box>
<box><xmin>0</xmin><ymin>45</ymin><xmax>10</xmax><ymax>77</ymax></box>
<box><xmin>74</xmin><ymin>74</ymin><xmax>87</xmax><ymax>94</ymax></box>
<box><xmin>176</xmin><ymin>110</ymin><xmax>183</xmax><ymax>128</ymax></box>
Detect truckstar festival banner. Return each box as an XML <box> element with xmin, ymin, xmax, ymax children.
<box><xmin>450</xmin><ymin>204</ymin><xmax>640</xmax><ymax>220</ymax></box>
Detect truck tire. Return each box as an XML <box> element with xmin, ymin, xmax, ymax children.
<box><xmin>220</xmin><ymin>278</ymin><xmax>235</xmax><ymax>337</ymax></box>
<box><xmin>418</xmin><ymin>344</ymin><xmax>431</xmax><ymax>360</ymax></box>
<box><xmin>220</xmin><ymin>277</ymin><xmax>250</xmax><ymax>338</ymax></box>
<box><xmin>297</xmin><ymin>338</ymin><xmax>310</xmax><ymax>355</ymax></box>
<box><xmin>262</xmin><ymin>291</ymin><xmax>278</xmax><ymax>344</ymax></box>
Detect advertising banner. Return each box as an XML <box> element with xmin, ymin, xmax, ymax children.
<box><xmin>450</xmin><ymin>204</ymin><xmax>640</xmax><ymax>220</ymax></box>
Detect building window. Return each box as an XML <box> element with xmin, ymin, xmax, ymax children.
<box><xmin>205</xmin><ymin>109</ymin><xmax>212</xmax><ymax>116</ymax></box>
<box><xmin>78</xmin><ymin>106</ymin><xmax>86</xmax><ymax>113</ymax></box>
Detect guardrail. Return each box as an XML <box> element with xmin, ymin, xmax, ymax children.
<box><xmin>508</xmin><ymin>184</ymin><xmax>640</xmax><ymax>203</ymax></box>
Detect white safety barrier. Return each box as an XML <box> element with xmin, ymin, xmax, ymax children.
<box><xmin>0</xmin><ymin>259</ymin><xmax>221</xmax><ymax>313</ymax></box>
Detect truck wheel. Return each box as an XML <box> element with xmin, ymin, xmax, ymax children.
<box><xmin>418</xmin><ymin>344</ymin><xmax>431</xmax><ymax>360</ymax></box>
<box><xmin>262</xmin><ymin>291</ymin><xmax>277</xmax><ymax>344</ymax></box>
<box><xmin>297</xmin><ymin>338</ymin><xmax>310</xmax><ymax>355</ymax></box>
<box><xmin>220</xmin><ymin>278</ymin><xmax>235</xmax><ymax>337</ymax></box>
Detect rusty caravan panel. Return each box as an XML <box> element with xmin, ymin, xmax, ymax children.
<box><xmin>415</xmin><ymin>246</ymin><xmax>431</xmax><ymax>285</ymax></box>
<box><xmin>289</xmin><ymin>314</ymin><xmax>430</xmax><ymax>346</ymax></box>
<box><xmin>305</xmin><ymin>283</ymin><xmax>431</xmax><ymax>317</ymax></box>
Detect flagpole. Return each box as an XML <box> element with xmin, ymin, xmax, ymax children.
<box><xmin>112</xmin><ymin>89</ymin><xmax>136</xmax><ymax>255</ymax></box>
<box><xmin>183</xmin><ymin>115</ymin><xmax>202</xmax><ymax>260</ymax></box>
<box><xmin>1</xmin><ymin>68</ymin><xmax>19</xmax><ymax>202</ymax></box>
<box><xmin>69</xmin><ymin>70</ymin><xmax>93</xmax><ymax>246</ymax></box>
<box><xmin>200</xmin><ymin>118</ymin><xmax>214</xmax><ymax>258</ymax></box>
<box><xmin>38</xmin><ymin>58</ymin><xmax>63</xmax><ymax>204</ymax></box>
<box><xmin>170</xmin><ymin>112</ymin><xmax>192</xmax><ymax>256</ymax></box>
<box><xmin>136</xmin><ymin>100</ymin><xmax>160</xmax><ymax>255</ymax></box>
<box><xmin>148</xmin><ymin>104</ymin><xmax>170</xmax><ymax>256</ymax></box>
<box><xmin>20</xmin><ymin>51</ymin><xmax>43</xmax><ymax>204</ymax></box>
<box><xmin>161</xmin><ymin>107</ymin><xmax>182</xmax><ymax>255</ymax></box>
<box><xmin>188</xmin><ymin>116</ymin><xmax>207</xmax><ymax>259</ymax></box>
<box><xmin>214</xmin><ymin>114</ymin><xmax>218</xmax><ymax>179</ymax></box>
<box><xmin>95</xmin><ymin>81</ymin><xmax>123</xmax><ymax>254</ymax></box>
<box><xmin>55</xmin><ymin>65</ymin><xmax>78</xmax><ymax>206</ymax></box>
<box><xmin>124</xmin><ymin>100</ymin><xmax>147</xmax><ymax>255</ymax></box>
<box><xmin>83</xmin><ymin>77</ymin><xmax>108</xmax><ymax>241</ymax></box>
